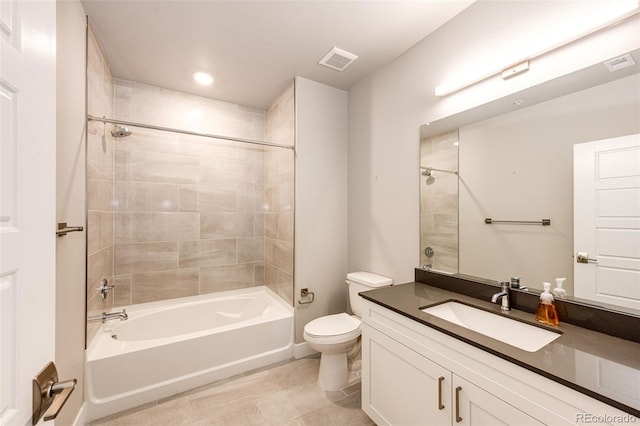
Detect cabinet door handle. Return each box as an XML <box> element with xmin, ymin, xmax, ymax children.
<box><xmin>455</xmin><ymin>386</ymin><xmax>462</xmax><ymax>423</ymax></box>
<box><xmin>437</xmin><ymin>376</ymin><xmax>445</xmax><ymax>410</ymax></box>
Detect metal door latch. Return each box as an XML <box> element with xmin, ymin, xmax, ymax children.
<box><xmin>576</xmin><ymin>251</ymin><xmax>598</xmax><ymax>264</ymax></box>
<box><xmin>32</xmin><ymin>362</ymin><xmax>76</xmax><ymax>424</ymax></box>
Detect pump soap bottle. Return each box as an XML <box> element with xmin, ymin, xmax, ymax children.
<box><xmin>536</xmin><ymin>282</ymin><xmax>559</xmax><ymax>326</ymax></box>
<box><xmin>553</xmin><ymin>278</ymin><xmax>567</xmax><ymax>299</ymax></box>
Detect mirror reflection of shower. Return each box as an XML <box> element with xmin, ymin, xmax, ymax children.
<box><xmin>420</xmin><ymin>166</ymin><xmax>458</xmax><ymax>185</ymax></box>
<box><xmin>419</xmin><ymin>129</ymin><xmax>459</xmax><ymax>274</ymax></box>
<box><xmin>111</xmin><ymin>125</ymin><xmax>132</xmax><ymax>138</ymax></box>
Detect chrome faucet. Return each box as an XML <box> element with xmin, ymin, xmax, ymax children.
<box><xmin>491</xmin><ymin>281</ymin><xmax>511</xmax><ymax>311</ymax></box>
<box><xmin>88</xmin><ymin>309</ymin><xmax>128</xmax><ymax>323</ymax></box>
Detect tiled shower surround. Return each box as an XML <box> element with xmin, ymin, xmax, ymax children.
<box><xmin>86</xmin><ymin>27</ymin><xmax>294</xmax><ymax>343</ymax></box>
<box><xmin>86</xmin><ymin>26</ymin><xmax>115</xmax><ymax>343</ymax></box>
<box><xmin>419</xmin><ymin>130</ymin><xmax>459</xmax><ymax>273</ymax></box>
<box><xmin>110</xmin><ymin>80</ymin><xmax>295</xmax><ymax>307</ymax></box>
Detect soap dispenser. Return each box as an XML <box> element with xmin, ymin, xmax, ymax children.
<box><xmin>553</xmin><ymin>278</ymin><xmax>567</xmax><ymax>299</ymax></box>
<box><xmin>535</xmin><ymin>282</ymin><xmax>559</xmax><ymax>326</ymax></box>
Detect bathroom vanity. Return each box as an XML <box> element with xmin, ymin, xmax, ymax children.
<box><xmin>359</xmin><ymin>279</ymin><xmax>639</xmax><ymax>426</ymax></box>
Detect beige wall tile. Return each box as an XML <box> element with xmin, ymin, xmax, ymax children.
<box><xmin>116</xmin><ymin>181</ymin><xmax>180</xmax><ymax>212</ymax></box>
<box><xmin>433</xmin><ymin>213</ymin><xmax>458</xmax><ymax>234</ymax></box>
<box><xmin>131</xmin><ymin>269</ymin><xmax>199</xmax><ymax>304</ymax></box>
<box><xmin>237</xmin><ymin>183</ymin><xmax>265</xmax><ymax>213</ymax></box>
<box><xmin>200</xmin><ymin>213</ymin><xmax>255</xmax><ymax>239</ymax></box>
<box><xmin>238</xmin><ymin>237</ymin><xmax>264</xmax><ymax>263</ymax></box>
<box><xmin>271</xmin><ymin>241</ymin><xmax>293</xmax><ymax>275</ymax></box>
<box><xmin>87</xmin><ymin>132</ymin><xmax>114</xmax><ymax>180</ymax></box>
<box><xmin>253</xmin><ymin>214</ymin><xmax>264</xmax><ymax>238</ymax></box>
<box><xmin>114</xmin><ymin>148</ymin><xmax>131</xmax><ymax>181</ymax></box>
<box><xmin>131</xmin><ymin>150</ymin><xmax>199</xmax><ymax>184</ymax></box>
<box><xmin>113</xmin><ymin>275</ymin><xmax>132</xmax><ymax>307</ymax></box>
<box><xmin>178</xmin><ymin>239</ymin><xmax>237</xmax><ymax>268</ymax></box>
<box><xmin>264</xmin><ymin>214</ymin><xmax>277</xmax><ymax>240</ymax></box>
<box><xmin>179</xmin><ymin>184</ymin><xmax>237</xmax><ymax>213</ymax></box>
<box><xmin>87</xmin><ymin>178</ymin><xmax>114</xmax><ymax>211</ymax></box>
<box><xmin>276</xmin><ymin>270</ymin><xmax>293</xmax><ymax>306</ymax></box>
<box><xmin>179</xmin><ymin>135</ymin><xmax>239</xmax><ymax>159</ymax></box>
<box><xmin>200</xmin><ymin>264</ymin><xmax>256</xmax><ymax>294</ymax></box>
<box><xmin>87</xmin><ymin>210</ymin><xmax>102</xmax><ymax>255</ymax></box>
<box><xmin>131</xmin><ymin>212</ymin><xmax>200</xmax><ymax>242</ymax></box>
<box><xmin>101</xmin><ymin>211</ymin><xmax>114</xmax><ymax>250</ymax></box>
<box><xmin>266</xmin><ymin>182</ymin><xmax>294</xmax><ymax>212</ymax></box>
<box><xmin>277</xmin><ymin>213</ymin><xmax>294</xmax><ymax>243</ymax></box>
<box><xmin>114</xmin><ymin>212</ymin><xmax>131</xmax><ymax>244</ymax></box>
<box><xmin>254</xmin><ymin>262</ymin><xmax>265</xmax><ymax>285</ymax></box>
<box><xmin>114</xmin><ymin>242</ymin><xmax>178</xmax><ymax>274</ymax></box>
<box><xmin>198</xmin><ymin>158</ymin><xmax>255</xmax><ymax>186</ymax></box>
<box><xmin>87</xmin><ymin>246</ymin><xmax>113</xmax><ymax>293</ymax></box>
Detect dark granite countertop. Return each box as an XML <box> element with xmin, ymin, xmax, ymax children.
<box><xmin>360</xmin><ymin>281</ymin><xmax>640</xmax><ymax>417</ymax></box>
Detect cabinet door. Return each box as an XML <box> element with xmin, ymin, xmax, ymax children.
<box><xmin>362</xmin><ymin>324</ymin><xmax>451</xmax><ymax>426</ymax></box>
<box><xmin>453</xmin><ymin>376</ymin><xmax>544</xmax><ymax>426</ymax></box>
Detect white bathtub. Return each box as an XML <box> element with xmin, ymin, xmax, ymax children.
<box><xmin>85</xmin><ymin>286</ymin><xmax>294</xmax><ymax>421</ymax></box>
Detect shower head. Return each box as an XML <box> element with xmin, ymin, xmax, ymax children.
<box><xmin>421</xmin><ymin>168</ymin><xmax>432</xmax><ymax>177</ymax></box>
<box><xmin>111</xmin><ymin>125</ymin><xmax>132</xmax><ymax>138</ymax></box>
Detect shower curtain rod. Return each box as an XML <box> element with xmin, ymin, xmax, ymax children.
<box><xmin>420</xmin><ymin>166</ymin><xmax>458</xmax><ymax>175</ymax></box>
<box><xmin>87</xmin><ymin>115</ymin><xmax>296</xmax><ymax>151</ymax></box>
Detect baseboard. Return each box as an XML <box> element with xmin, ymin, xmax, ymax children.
<box><xmin>294</xmin><ymin>342</ymin><xmax>318</xmax><ymax>359</ymax></box>
<box><xmin>72</xmin><ymin>402</ymin><xmax>86</xmax><ymax>426</ymax></box>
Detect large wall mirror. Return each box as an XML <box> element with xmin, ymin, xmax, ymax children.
<box><xmin>420</xmin><ymin>49</ymin><xmax>640</xmax><ymax>315</ymax></box>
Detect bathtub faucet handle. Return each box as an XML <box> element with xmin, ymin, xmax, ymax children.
<box><xmin>96</xmin><ymin>279</ymin><xmax>115</xmax><ymax>300</ymax></box>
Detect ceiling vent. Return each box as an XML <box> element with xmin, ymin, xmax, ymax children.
<box><xmin>604</xmin><ymin>54</ymin><xmax>636</xmax><ymax>72</ymax></box>
<box><xmin>318</xmin><ymin>47</ymin><xmax>358</xmax><ymax>71</ymax></box>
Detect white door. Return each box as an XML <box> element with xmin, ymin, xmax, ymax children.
<box><xmin>574</xmin><ymin>134</ymin><xmax>640</xmax><ymax>311</ymax></box>
<box><xmin>1</xmin><ymin>1</ymin><xmax>57</xmax><ymax>425</ymax></box>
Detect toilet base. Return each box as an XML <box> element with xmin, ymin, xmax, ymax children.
<box><xmin>317</xmin><ymin>353</ymin><xmax>361</xmax><ymax>391</ymax></box>
<box><xmin>318</xmin><ymin>352</ymin><xmax>349</xmax><ymax>391</ymax></box>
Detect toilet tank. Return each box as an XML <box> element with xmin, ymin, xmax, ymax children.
<box><xmin>347</xmin><ymin>272</ymin><xmax>393</xmax><ymax>317</ymax></box>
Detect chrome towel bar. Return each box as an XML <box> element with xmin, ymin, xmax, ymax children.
<box><xmin>485</xmin><ymin>218</ymin><xmax>551</xmax><ymax>226</ymax></box>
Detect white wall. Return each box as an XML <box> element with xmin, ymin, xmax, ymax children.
<box><xmin>56</xmin><ymin>1</ymin><xmax>87</xmax><ymax>423</ymax></box>
<box><xmin>348</xmin><ymin>1</ymin><xmax>640</xmax><ymax>284</ymax></box>
<box><xmin>294</xmin><ymin>77</ymin><xmax>348</xmax><ymax>344</ymax></box>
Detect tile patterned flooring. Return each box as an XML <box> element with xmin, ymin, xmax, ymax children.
<box><xmin>88</xmin><ymin>357</ymin><xmax>375</xmax><ymax>426</ymax></box>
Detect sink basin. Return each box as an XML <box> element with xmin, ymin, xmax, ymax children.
<box><xmin>421</xmin><ymin>301</ymin><xmax>561</xmax><ymax>352</ymax></box>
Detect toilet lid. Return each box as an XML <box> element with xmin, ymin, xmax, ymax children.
<box><xmin>304</xmin><ymin>313</ymin><xmax>361</xmax><ymax>337</ymax></box>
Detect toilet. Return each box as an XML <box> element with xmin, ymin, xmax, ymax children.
<box><xmin>303</xmin><ymin>271</ymin><xmax>393</xmax><ymax>391</ymax></box>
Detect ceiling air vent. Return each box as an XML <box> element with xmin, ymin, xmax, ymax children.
<box><xmin>318</xmin><ymin>47</ymin><xmax>358</xmax><ymax>71</ymax></box>
<box><xmin>604</xmin><ymin>54</ymin><xmax>636</xmax><ymax>72</ymax></box>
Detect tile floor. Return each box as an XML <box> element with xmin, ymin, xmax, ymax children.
<box><xmin>88</xmin><ymin>356</ymin><xmax>375</xmax><ymax>426</ymax></box>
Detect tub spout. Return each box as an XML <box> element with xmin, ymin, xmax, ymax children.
<box><xmin>88</xmin><ymin>309</ymin><xmax>128</xmax><ymax>323</ymax></box>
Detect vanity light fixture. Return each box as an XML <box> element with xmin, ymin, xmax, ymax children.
<box><xmin>434</xmin><ymin>0</ymin><xmax>640</xmax><ymax>97</ymax></box>
<box><xmin>193</xmin><ymin>71</ymin><xmax>214</xmax><ymax>86</ymax></box>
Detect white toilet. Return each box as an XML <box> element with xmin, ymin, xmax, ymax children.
<box><xmin>303</xmin><ymin>271</ymin><xmax>393</xmax><ymax>391</ymax></box>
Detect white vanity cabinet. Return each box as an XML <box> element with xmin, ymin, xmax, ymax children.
<box><xmin>364</xmin><ymin>324</ymin><xmax>542</xmax><ymax>426</ymax></box>
<box><xmin>361</xmin><ymin>299</ymin><xmax>633</xmax><ymax>426</ymax></box>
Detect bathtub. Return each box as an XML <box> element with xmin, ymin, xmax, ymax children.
<box><xmin>85</xmin><ymin>286</ymin><xmax>294</xmax><ymax>421</ymax></box>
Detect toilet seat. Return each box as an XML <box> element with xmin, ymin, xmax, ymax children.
<box><xmin>303</xmin><ymin>313</ymin><xmax>361</xmax><ymax>344</ymax></box>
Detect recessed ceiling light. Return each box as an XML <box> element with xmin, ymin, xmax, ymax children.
<box><xmin>193</xmin><ymin>71</ymin><xmax>214</xmax><ymax>86</ymax></box>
